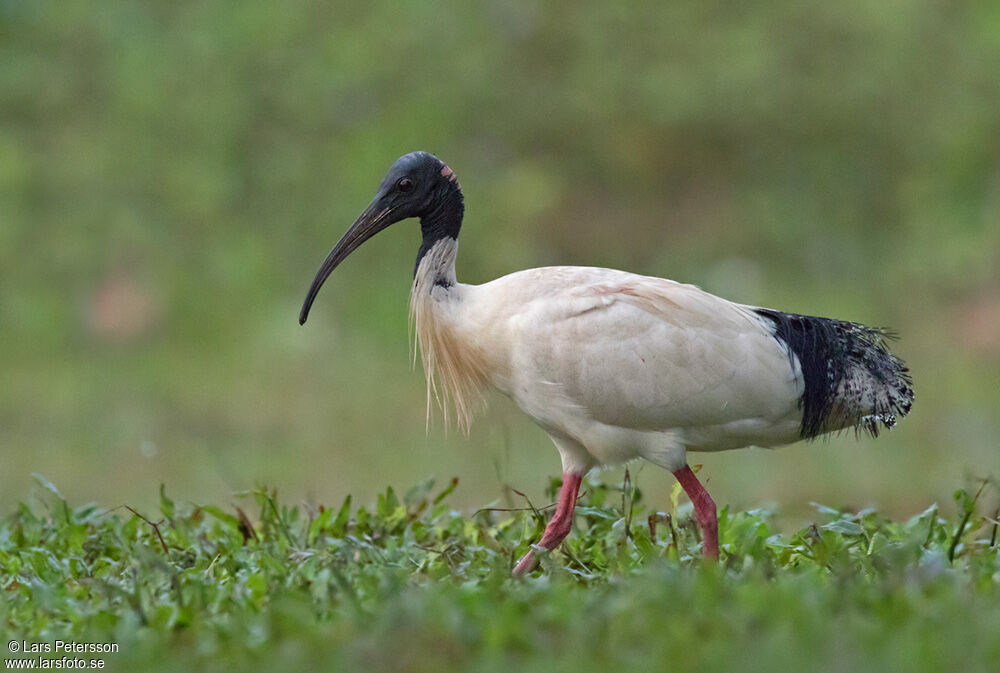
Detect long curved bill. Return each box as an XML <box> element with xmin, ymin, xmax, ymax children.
<box><xmin>299</xmin><ymin>202</ymin><xmax>393</xmax><ymax>325</ymax></box>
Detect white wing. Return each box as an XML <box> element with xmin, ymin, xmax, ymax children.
<box><xmin>465</xmin><ymin>267</ymin><xmax>803</xmax><ymax>447</ymax></box>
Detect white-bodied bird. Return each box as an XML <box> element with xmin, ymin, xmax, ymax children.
<box><xmin>299</xmin><ymin>152</ymin><xmax>914</xmax><ymax>574</ymax></box>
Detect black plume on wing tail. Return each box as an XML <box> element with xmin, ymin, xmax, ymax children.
<box><xmin>755</xmin><ymin>309</ymin><xmax>914</xmax><ymax>439</ymax></box>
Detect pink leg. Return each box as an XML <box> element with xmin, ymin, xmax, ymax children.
<box><xmin>512</xmin><ymin>473</ymin><xmax>583</xmax><ymax>576</ymax></box>
<box><xmin>672</xmin><ymin>465</ymin><xmax>719</xmax><ymax>560</ymax></box>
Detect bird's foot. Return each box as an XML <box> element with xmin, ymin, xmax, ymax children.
<box><xmin>512</xmin><ymin>549</ymin><xmax>538</xmax><ymax>576</ymax></box>
<box><xmin>672</xmin><ymin>464</ymin><xmax>719</xmax><ymax>562</ymax></box>
<box><xmin>702</xmin><ymin>538</ymin><xmax>720</xmax><ymax>562</ymax></box>
<box><xmin>511</xmin><ymin>473</ymin><xmax>583</xmax><ymax>577</ymax></box>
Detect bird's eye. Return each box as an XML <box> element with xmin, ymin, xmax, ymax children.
<box><xmin>397</xmin><ymin>178</ymin><xmax>414</xmax><ymax>193</ymax></box>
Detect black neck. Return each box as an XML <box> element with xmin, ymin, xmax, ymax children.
<box><xmin>415</xmin><ymin>181</ymin><xmax>464</xmax><ymax>276</ymax></box>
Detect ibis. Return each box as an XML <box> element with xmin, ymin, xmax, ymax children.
<box><xmin>299</xmin><ymin>151</ymin><xmax>914</xmax><ymax>574</ymax></box>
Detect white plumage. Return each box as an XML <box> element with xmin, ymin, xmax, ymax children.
<box><xmin>300</xmin><ymin>151</ymin><xmax>913</xmax><ymax>574</ymax></box>
<box><xmin>413</xmin><ymin>242</ymin><xmax>803</xmax><ymax>473</ymax></box>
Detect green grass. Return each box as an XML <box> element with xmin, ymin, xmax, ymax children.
<box><xmin>2</xmin><ymin>474</ymin><xmax>999</xmax><ymax>672</ymax></box>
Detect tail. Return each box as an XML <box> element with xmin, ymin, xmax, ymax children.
<box><xmin>755</xmin><ymin>308</ymin><xmax>914</xmax><ymax>439</ymax></box>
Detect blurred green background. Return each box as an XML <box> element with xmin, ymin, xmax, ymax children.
<box><xmin>2</xmin><ymin>0</ymin><xmax>998</xmax><ymax>518</ymax></box>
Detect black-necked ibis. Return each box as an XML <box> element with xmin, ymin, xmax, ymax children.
<box><xmin>299</xmin><ymin>152</ymin><xmax>914</xmax><ymax>575</ymax></box>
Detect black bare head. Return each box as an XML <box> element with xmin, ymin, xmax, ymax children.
<box><xmin>298</xmin><ymin>151</ymin><xmax>464</xmax><ymax>325</ymax></box>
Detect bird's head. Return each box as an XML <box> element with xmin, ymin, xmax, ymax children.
<box><xmin>299</xmin><ymin>151</ymin><xmax>463</xmax><ymax>325</ymax></box>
